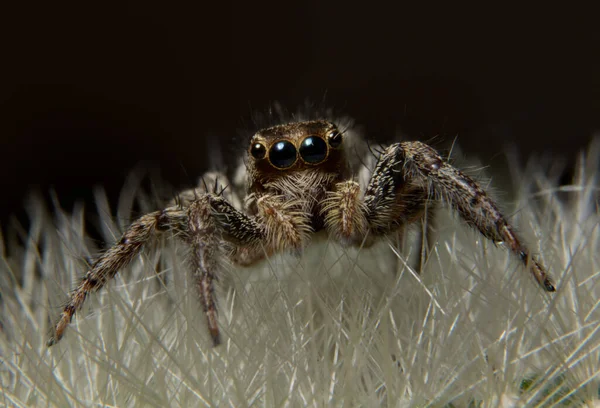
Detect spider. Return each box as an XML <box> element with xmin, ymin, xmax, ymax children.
<box><xmin>47</xmin><ymin>119</ymin><xmax>555</xmax><ymax>347</ymax></box>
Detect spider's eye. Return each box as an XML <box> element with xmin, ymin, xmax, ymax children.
<box><xmin>327</xmin><ymin>129</ymin><xmax>343</xmax><ymax>148</ymax></box>
<box><xmin>250</xmin><ymin>143</ymin><xmax>266</xmax><ymax>159</ymax></box>
<box><xmin>299</xmin><ymin>136</ymin><xmax>328</xmax><ymax>164</ymax></box>
<box><xmin>269</xmin><ymin>140</ymin><xmax>297</xmax><ymax>169</ymax></box>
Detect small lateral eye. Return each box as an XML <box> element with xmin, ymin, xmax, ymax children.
<box><xmin>250</xmin><ymin>143</ymin><xmax>266</xmax><ymax>159</ymax></box>
<box><xmin>269</xmin><ymin>140</ymin><xmax>297</xmax><ymax>169</ymax></box>
<box><xmin>299</xmin><ymin>136</ymin><xmax>328</xmax><ymax>164</ymax></box>
<box><xmin>327</xmin><ymin>129</ymin><xmax>343</xmax><ymax>148</ymax></box>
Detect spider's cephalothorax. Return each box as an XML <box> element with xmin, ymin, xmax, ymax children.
<box><xmin>241</xmin><ymin>121</ymin><xmax>351</xmax><ymax>250</ymax></box>
<box><xmin>47</xmin><ymin>119</ymin><xmax>555</xmax><ymax>347</ymax></box>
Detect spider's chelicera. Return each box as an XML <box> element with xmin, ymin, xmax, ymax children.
<box><xmin>47</xmin><ymin>120</ymin><xmax>555</xmax><ymax>347</ymax></box>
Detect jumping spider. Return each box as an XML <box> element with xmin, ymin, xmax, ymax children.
<box><xmin>47</xmin><ymin>120</ymin><xmax>555</xmax><ymax>347</ymax></box>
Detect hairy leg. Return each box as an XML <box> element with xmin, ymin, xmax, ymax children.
<box><xmin>373</xmin><ymin>141</ymin><xmax>555</xmax><ymax>291</ymax></box>
<box><xmin>186</xmin><ymin>196</ymin><xmax>222</xmax><ymax>345</ymax></box>
<box><xmin>322</xmin><ymin>180</ymin><xmax>369</xmax><ymax>246</ymax></box>
<box><xmin>47</xmin><ymin>207</ymin><xmax>188</xmax><ymax>346</ymax></box>
<box><xmin>186</xmin><ymin>193</ymin><xmax>266</xmax><ymax>345</ymax></box>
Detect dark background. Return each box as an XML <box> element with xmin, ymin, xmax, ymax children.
<box><xmin>1</xmin><ymin>2</ymin><xmax>599</xmax><ymax>230</ymax></box>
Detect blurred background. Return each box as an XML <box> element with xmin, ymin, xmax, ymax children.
<box><xmin>1</xmin><ymin>2</ymin><xmax>599</xmax><ymax>229</ymax></box>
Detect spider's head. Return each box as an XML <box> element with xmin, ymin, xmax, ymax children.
<box><xmin>247</xmin><ymin>120</ymin><xmax>347</xmax><ymax>186</ymax></box>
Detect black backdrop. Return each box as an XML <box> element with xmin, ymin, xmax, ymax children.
<box><xmin>1</xmin><ymin>2</ymin><xmax>599</xmax><ymax>229</ymax></box>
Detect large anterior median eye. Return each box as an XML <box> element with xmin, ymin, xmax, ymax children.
<box><xmin>269</xmin><ymin>140</ymin><xmax>297</xmax><ymax>169</ymax></box>
<box><xmin>299</xmin><ymin>136</ymin><xmax>327</xmax><ymax>164</ymax></box>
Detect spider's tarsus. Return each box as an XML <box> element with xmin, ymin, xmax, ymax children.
<box><xmin>535</xmin><ymin>262</ymin><xmax>556</xmax><ymax>292</ymax></box>
<box><xmin>210</xmin><ymin>330</ymin><xmax>221</xmax><ymax>347</ymax></box>
<box><xmin>520</xmin><ymin>251</ymin><xmax>555</xmax><ymax>292</ymax></box>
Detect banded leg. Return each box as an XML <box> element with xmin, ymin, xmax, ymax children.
<box><xmin>366</xmin><ymin>141</ymin><xmax>555</xmax><ymax>291</ymax></box>
<box><xmin>322</xmin><ymin>180</ymin><xmax>369</xmax><ymax>246</ymax></box>
<box><xmin>186</xmin><ymin>194</ymin><xmax>265</xmax><ymax>345</ymax></box>
<box><xmin>254</xmin><ymin>194</ymin><xmax>313</xmax><ymax>253</ymax></box>
<box><xmin>47</xmin><ymin>207</ymin><xmax>187</xmax><ymax>346</ymax></box>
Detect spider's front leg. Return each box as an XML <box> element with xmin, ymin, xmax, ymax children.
<box><xmin>47</xmin><ymin>207</ymin><xmax>188</xmax><ymax>346</ymax></box>
<box><xmin>374</xmin><ymin>141</ymin><xmax>555</xmax><ymax>291</ymax></box>
<box><xmin>185</xmin><ymin>193</ymin><xmax>265</xmax><ymax>345</ymax></box>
